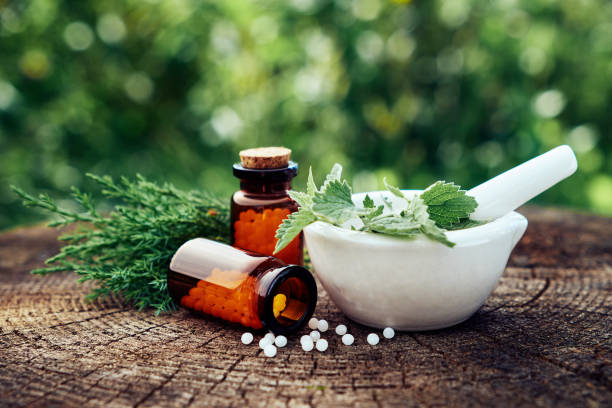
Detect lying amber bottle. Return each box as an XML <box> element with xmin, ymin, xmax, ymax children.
<box><xmin>167</xmin><ymin>238</ymin><xmax>317</xmax><ymax>335</ymax></box>
<box><xmin>231</xmin><ymin>147</ymin><xmax>303</xmax><ymax>265</ymax></box>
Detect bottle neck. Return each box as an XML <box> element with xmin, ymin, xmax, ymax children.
<box><xmin>239</xmin><ymin>179</ymin><xmax>293</xmax><ymax>195</ymax></box>
<box><xmin>255</xmin><ymin>266</ymin><xmax>317</xmax><ymax>335</ymax></box>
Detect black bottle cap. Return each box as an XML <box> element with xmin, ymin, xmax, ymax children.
<box><xmin>232</xmin><ymin>161</ymin><xmax>298</xmax><ymax>181</ymax></box>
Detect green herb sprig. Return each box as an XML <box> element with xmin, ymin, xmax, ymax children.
<box><xmin>12</xmin><ymin>174</ymin><xmax>230</xmax><ymax>313</ymax></box>
<box><xmin>274</xmin><ymin>164</ymin><xmax>478</xmax><ymax>252</ymax></box>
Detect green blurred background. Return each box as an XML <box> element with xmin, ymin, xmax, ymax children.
<box><xmin>1</xmin><ymin>0</ymin><xmax>611</xmax><ymax>230</ymax></box>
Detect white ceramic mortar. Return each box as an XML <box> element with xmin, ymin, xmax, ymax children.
<box><xmin>304</xmin><ymin>145</ymin><xmax>577</xmax><ymax>330</ymax></box>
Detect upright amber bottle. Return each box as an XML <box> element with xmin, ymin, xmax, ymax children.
<box><xmin>167</xmin><ymin>238</ymin><xmax>317</xmax><ymax>335</ymax></box>
<box><xmin>231</xmin><ymin>147</ymin><xmax>303</xmax><ymax>265</ymax></box>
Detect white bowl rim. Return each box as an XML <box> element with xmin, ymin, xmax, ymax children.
<box><xmin>304</xmin><ymin>189</ymin><xmax>527</xmax><ymax>248</ymax></box>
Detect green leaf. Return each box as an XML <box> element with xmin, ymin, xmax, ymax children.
<box><xmin>383</xmin><ymin>178</ymin><xmax>405</xmax><ymax>199</ymax></box>
<box><xmin>288</xmin><ymin>190</ymin><xmax>312</xmax><ymax>208</ymax></box>
<box><xmin>363</xmin><ymin>194</ymin><xmax>374</xmax><ymax>208</ymax></box>
<box><xmin>382</xmin><ymin>196</ymin><xmax>394</xmax><ymax>209</ymax></box>
<box><xmin>322</xmin><ymin>163</ymin><xmax>343</xmax><ymax>191</ymax></box>
<box><xmin>405</xmin><ymin>195</ymin><xmax>455</xmax><ymax>247</ymax></box>
<box><xmin>307</xmin><ymin>166</ymin><xmax>318</xmax><ymax>197</ymax></box>
<box><xmin>312</xmin><ymin>179</ymin><xmax>359</xmax><ymax>224</ymax></box>
<box><xmin>445</xmin><ymin>218</ymin><xmax>486</xmax><ymax>230</ymax></box>
<box><xmin>290</xmin><ymin>166</ymin><xmax>318</xmax><ymax>209</ymax></box>
<box><xmin>420</xmin><ymin>222</ymin><xmax>455</xmax><ymax>247</ymax></box>
<box><xmin>420</xmin><ymin>181</ymin><xmax>477</xmax><ymax>228</ymax></box>
<box><xmin>274</xmin><ymin>209</ymin><xmax>317</xmax><ymax>253</ymax></box>
<box><xmin>367</xmin><ymin>216</ymin><xmax>420</xmax><ymax>236</ymax></box>
<box><xmin>360</xmin><ymin>204</ymin><xmax>384</xmax><ymax>222</ymax></box>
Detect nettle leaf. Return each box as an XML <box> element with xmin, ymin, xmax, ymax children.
<box><xmin>368</xmin><ymin>217</ymin><xmax>420</xmax><ymax>236</ymax></box>
<box><xmin>312</xmin><ymin>179</ymin><xmax>359</xmax><ymax>224</ymax></box>
<box><xmin>383</xmin><ymin>178</ymin><xmax>405</xmax><ymax>199</ymax></box>
<box><xmin>288</xmin><ymin>190</ymin><xmax>312</xmax><ymax>209</ymax></box>
<box><xmin>274</xmin><ymin>209</ymin><xmax>317</xmax><ymax>254</ymax></box>
<box><xmin>420</xmin><ymin>181</ymin><xmax>477</xmax><ymax>228</ymax></box>
<box><xmin>306</xmin><ymin>167</ymin><xmax>318</xmax><ymax>197</ymax></box>
<box><xmin>420</xmin><ymin>222</ymin><xmax>455</xmax><ymax>247</ymax></box>
<box><xmin>404</xmin><ymin>195</ymin><xmax>454</xmax><ymax>247</ymax></box>
<box><xmin>322</xmin><ymin>163</ymin><xmax>343</xmax><ymax>191</ymax></box>
<box><xmin>363</xmin><ymin>194</ymin><xmax>374</xmax><ymax>208</ymax></box>
<box><xmin>360</xmin><ymin>204</ymin><xmax>384</xmax><ymax>223</ymax></box>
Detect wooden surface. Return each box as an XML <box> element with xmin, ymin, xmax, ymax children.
<box><xmin>0</xmin><ymin>207</ymin><xmax>610</xmax><ymax>407</ymax></box>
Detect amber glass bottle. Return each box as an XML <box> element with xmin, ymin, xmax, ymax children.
<box><xmin>167</xmin><ymin>238</ymin><xmax>317</xmax><ymax>335</ymax></box>
<box><xmin>231</xmin><ymin>161</ymin><xmax>303</xmax><ymax>265</ymax></box>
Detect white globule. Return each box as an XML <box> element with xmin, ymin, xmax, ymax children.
<box><xmin>317</xmin><ymin>319</ymin><xmax>329</xmax><ymax>332</ymax></box>
<box><xmin>342</xmin><ymin>334</ymin><xmax>354</xmax><ymax>346</ymax></box>
<box><xmin>300</xmin><ymin>335</ymin><xmax>312</xmax><ymax>345</ymax></box>
<box><xmin>264</xmin><ymin>333</ymin><xmax>276</xmax><ymax>343</ymax></box>
<box><xmin>301</xmin><ymin>339</ymin><xmax>314</xmax><ymax>351</ymax></box>
<box><xmin>310</xmin><ymin>330</ymin><xmax>321</xmax><ymax>341</ymax></box>
<box><xmin>308</xmin><ymin>318</ymin><xmax>319</xmax><ymax>330</ymax></box>
<box><xmin>241</xmin><ymin>332</ymin><xmax>254</xmax><ymax>345</ymax></box>
<box><xmin>383</xmin><ymin>327</ymin><xmax>395</xmax><ymax>339</ymax></box>
<box><xmin>259</xmin><ymin>337</ymin><xmax>272</xmax><ymax>349</ymax></box>
<box><xmin>315</xmin><ymin>339</ymin><xmax>328</xmax><ymax>352</ymax></box>
<box><xmin>263</xmin><ymin>344</ymin><xmax>277</xmax><ymax>357</ymax></box>
<box><xmin>275</xmin><ymin>335</ymin><xmax>287</xmax><ymax>348</ymax></box>
<box><xmin>335</xmin><ymin>324</ymin><xmax>347</xmax><ymax>335</ymax></box>
<box><xmin>367</xmin><ymin>333</ymin><xmax>380</xmax><ymax>345</ymax></box>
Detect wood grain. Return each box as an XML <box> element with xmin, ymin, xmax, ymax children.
<box><xmin>0</xmin><ymin>207</ymin><xmax>610</xmax><ymax>407</ymax></box>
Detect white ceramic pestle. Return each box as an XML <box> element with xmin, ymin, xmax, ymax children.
<box><xmin>468</xmin><ymin>145</ymin><xmax>578</xmax><ymax>221</ymax></box>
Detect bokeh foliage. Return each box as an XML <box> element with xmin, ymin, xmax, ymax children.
<box><xmin>1</xmin><ymin>0</ymin><xmax>611</xmax><ymax>230</ymax></box>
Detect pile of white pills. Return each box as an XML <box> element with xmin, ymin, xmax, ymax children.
<box><xmin>240</xmin><ymin>319</ymin><xmax>397</xmax><ymax>358</ymax></box>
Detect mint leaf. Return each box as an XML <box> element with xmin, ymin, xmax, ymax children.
<box><xmin>363</xmin><ymin>194</ymin><xmax>374</xmax><ymax>208</ymax></box>
<box><xmin>420</xmin><ymin>181</ymin><xmax>477</xmax><ymax>228</ymax></box>
<box><xmin>312</xmin><ymin>179</ymin><xmax>360</xmax><ymax>224</ymax></box>
<box><xmin>274</xmin><ymin>209</ymin><xmax>317</xmax><ymax>254</ymax></box>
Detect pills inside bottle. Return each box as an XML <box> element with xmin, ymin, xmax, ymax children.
<box><xmin>167</xmin><ymin>238</ymin><xmax>317</xmax><ymax>335</ymax></box>
<box><xmin>231</xmin><ymin>147</ymin><xmax>303</xmax><ymax>265</ymax></box>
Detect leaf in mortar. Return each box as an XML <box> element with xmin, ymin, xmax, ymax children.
<box><xmin>274</xmin><ymin>209</ymin><xmax>317</xmax><ymax>254</ymax></box>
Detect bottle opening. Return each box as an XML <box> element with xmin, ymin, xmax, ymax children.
<box><xmin>261</xmin><ymin>266</ymin><xmax>317</xmax><ymax>335</ymax></box>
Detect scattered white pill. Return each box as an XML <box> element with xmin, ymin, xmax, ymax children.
<box><xmin>264</xmin><ymin>332</ymin><xmax>276</xmax><ymax>343</ymax></box>
<box><xmin>263</xmin><ymin>344</ymin><xmax>277</xmax><ymax>357</ymax></box>
<box><xmin>342</xmin><ymin>334</ymin><xmax>354</xmax><ymax>345</ymax></box>
<box><xmin>383</xmin><ymin>327</ymin><xmax>395</xmax><ymax>339</ymax></box>
<box><xmin>310</xmin><ymin>330</ymin><xmax>321</xmax><ymax>341</ymax></box>
<box><xmin>335</xmin><ymin>324</ymin><xmax>347</xmax><ymax>336</ymax></box>
<box><xmin>259</xmin><ymin>336</ymin><xmax>272</xmax><ymax>349</ymax></box>
<box><xmin>301</xmin><ymin>339</ymin><xmax>314</xmax><ymax>351</ymax></box>
<box><xmin>241</xmin><ymin>332</ymin><xmax>254</xmax><ymax>345</ymax></box>
<box><xmin>317</xmin><ymin>319</ymin><xmax>329</xmax><ymax>332</ymax></box>
<box><xmin>275</xmin><ymin>335</ymin><xmax>287</xmax><ymax>348</ymax></box>
<box><xmin>308</xmin><ymin>317</ymin><xmax>319</xmax><ymax>330</ymax></box>
<box><xmin>315</xmin><ymin>339</ymin><xmax>328</xmax><ymax>352</ymax></box>
<box><xmin>300</xmin><ymin>335</ymin><xmax>312</xmax><ymax>345</ymax></box>
<box><xmin>367</xmin><ymin>333</ymin><xmax>380</xmax><ymax>345</ymax></box>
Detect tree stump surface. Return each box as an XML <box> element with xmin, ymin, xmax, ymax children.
<box><xmin>0</xmin><ymin>207</ymin><xmax>610</xmax><ymax>407</ymax></box>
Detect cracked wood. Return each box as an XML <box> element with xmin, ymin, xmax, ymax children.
<box><xmin>0</xmin><ymin>207</ymin><xmax>610</xmax><ymax>407</ymax></box>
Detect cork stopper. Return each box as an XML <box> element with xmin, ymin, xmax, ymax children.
<box><xmin>239</xmin><ymin>147</ymin><xmax>291</xmax><ymax>169</ymax></box>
